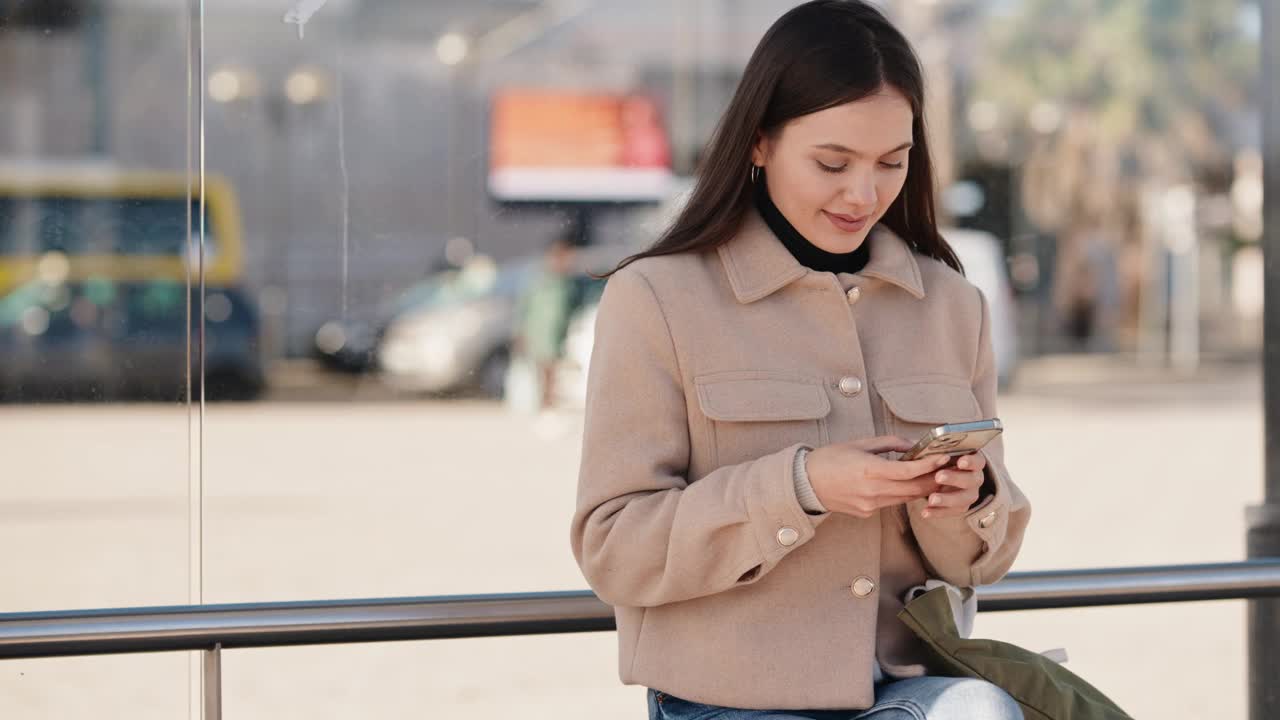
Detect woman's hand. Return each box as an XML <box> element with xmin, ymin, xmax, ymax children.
<box><xmin>805</xmin><ymin>436</ymin><xmax>952</xmax><ymax>518</ymax></box>
<box><xmin>919</xmin><ymin>452</ymin><xmax>987</xmax><ymax>519</ymax></box>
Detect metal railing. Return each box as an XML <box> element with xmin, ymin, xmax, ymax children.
<box><xmin>3</xmin><ymin>559</ymin><xmax>1280</xmax><ymax>718</ymax></box>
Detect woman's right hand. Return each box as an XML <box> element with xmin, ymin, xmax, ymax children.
<box><xmin>805</xmin><ymin>436</ymin><xmax>951</xmax><ymax>518</ymax></box>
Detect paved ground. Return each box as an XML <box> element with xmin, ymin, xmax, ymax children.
<box><xmin>0</xmin><ymin>356</ymin><xmax>1267</xmax><ymax>718</ymax></box>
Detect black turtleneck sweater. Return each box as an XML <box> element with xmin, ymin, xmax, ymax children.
<box><xmin>755</xmin><ymin>176</ymin><xmax>871</xmax><ymax>274</ymax></box>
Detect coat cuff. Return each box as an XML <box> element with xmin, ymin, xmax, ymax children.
<box><xmin>909</xmin><ymin>450</ymin><xmax>1013</xmax><ymax>586</ymax></box>
<box><xmin>746</xmin><ymin>443</ymin><xmax>827</xmax><ymax>569</ymax></box>
<box><xmin>792</xmin><ymin>446</ymin><xmax>828</xmax><ymax>515</ymax></box>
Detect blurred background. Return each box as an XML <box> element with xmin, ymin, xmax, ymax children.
<box><xmin>0</xmin><ymin>0</ymin><xmax>1267</xmax><ymax>718</ymax></box>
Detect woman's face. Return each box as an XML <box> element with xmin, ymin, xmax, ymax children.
<box><xmin>752</xmin><ymin>87</ymin><xmax>914</xmax><ymax>254</ymax></box>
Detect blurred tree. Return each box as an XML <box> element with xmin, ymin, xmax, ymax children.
<box><xmin>970</xmin><ymin>0</ymin><xmax>1259</xmax><ymax>348</ymax></box>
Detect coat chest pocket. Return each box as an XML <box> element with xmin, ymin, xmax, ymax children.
<box><xmin>876</xmin><ymin>375</ymin><xmax>983</xmax><ymax>445</ymax></box>
<box><xmin>695</xmin><ymin>372</ymin><xmax>831</xmax><ymax>469</ymax></box>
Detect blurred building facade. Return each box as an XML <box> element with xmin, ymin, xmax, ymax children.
<box><xmin>0</xmin><ymin>0</ymin><xmax>1263</xmax><ymax>361</ymax></box>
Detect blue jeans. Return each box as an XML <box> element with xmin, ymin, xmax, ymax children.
<box><xmin>647</xmin><ymin>677</ymin><xmax>1023</xmax><ymax>720</ymax></box>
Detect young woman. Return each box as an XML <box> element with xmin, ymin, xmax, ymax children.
<box><xmin>572</xmin><ymin>2</ymin><xmax>1031</xmax><ymax>717</ymax></box>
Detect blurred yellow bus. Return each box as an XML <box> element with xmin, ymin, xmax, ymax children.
<box><xmin>0</xmin><ymin>161</ymin><xmax>243</xmax><ymax>292</ymax></box>
<box><xmin>0</xmin><ymin>161</ymin><xmax>264</xmax><ymax>401</ymax></box>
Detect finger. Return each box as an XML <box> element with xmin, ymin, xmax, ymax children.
<box><xmin>852</xmin><ymin>435</ymin><xmax>913</xmax><ymax>455</ymax></box>
<box><xmin>954</xmin><ymin>453</ymin><xmax>987</xmax><ymax>472</ymax></box>
<box><xmin>921</xmin><ymin>489</ymin><xmax>979</xmax><ymax>518</ymax></box>
<box><xmin>884</xmin><ymin>454</ymin><xmax>951</xmax><ymax>480</ymax></box>
<box><xmin>932</xmin><ymin>482</ymin><xmax>977</xmax><ymax>495</ymax></box>
<box><xmin>935</xmin><ymin>469</ymin><xmax>983</xmax><ymax>490</ymax></box>
<box><xmin>927</xmin><ymin>490</ymin><xmax>973</xmax><ymax>508</ymax></box>
<box><xmin>877</xmin><ymin>475</ymin><xmax>940</xmax><ymax>500</ymax></box>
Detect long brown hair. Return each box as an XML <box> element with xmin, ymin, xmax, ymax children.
<box><xmin>606</xmin><ymin>0</ymin><xmax>961</xmax><ymax>277</ymax></box>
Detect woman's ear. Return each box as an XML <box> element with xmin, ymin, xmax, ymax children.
<box><xmin>751</xmin><ymin>131</ymin><xmax>771</xmax><ymax>168</ymax></box>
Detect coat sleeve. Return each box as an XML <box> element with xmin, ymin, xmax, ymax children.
<box><xmin>906</xmin><ymin>288</ymin><xmax>1031</xmax><ymax>587</ymax></box>
<box><xmin>570</xmin><ymin>267</ymin><xmax>826</xmax><ymax>608</ymax></box>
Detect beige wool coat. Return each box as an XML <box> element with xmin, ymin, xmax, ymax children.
<box><xmin>570</xmin><ymin>208</ymin><xmax>1031</xmax><ymax>711</ymax></box>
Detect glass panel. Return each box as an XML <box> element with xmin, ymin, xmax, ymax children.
<box><xmin>0</xmin><ymin>0</ymin><xmax>195</xmax><ymax>600</ymax></box>
<box><xmin>201</xmin><ymin>0</ymin><xmax>647</xmax><ymax>606</ymax></box>
<box><xmin>0</xmin><ymin>0</ymin><xmax>195</xmax><ymax>717</ymax></box>
<box><xmin>0</xmin><ymin>655</ymin><xmax>187</xmax><ymax>717</ymax></box>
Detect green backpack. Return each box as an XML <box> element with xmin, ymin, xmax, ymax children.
<box><xmin>898</xmin><ymin>587</ymin><xmax>1135</xmax><ymax>720</ymax></box>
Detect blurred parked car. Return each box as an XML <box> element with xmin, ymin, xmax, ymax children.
<box><xmin>374</xmin><ymin>244</ymin><xmax>630</xmax><ymax>399</ymax></box>
<box><xmin>313</xmin><ymin>226</ymin><xmax>492</xmax><ymax>378</ymax></box>
<box><xmin>312</xmin><ymin>272</ymin><xmax>457</xmax><ymax>374</ymax></box>
<box><xmin>0</xmin><ymin>278</ymin><xmax>265</xmax><ymax>401</ymax></box>
<box><xmin>313</xmin><ymin>314</ymin><xmax>382</xmax><ymax>374</ymax></box>
<box><xmin>375</xmin><ymin>257</ymin><xmax>538</xmax><ymax>397</ymax></box>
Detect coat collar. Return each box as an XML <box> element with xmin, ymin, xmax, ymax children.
<box><xmin>717</xmin><ymin>208</ymin><xmax>926</xmax><ymax>304</ymax></box>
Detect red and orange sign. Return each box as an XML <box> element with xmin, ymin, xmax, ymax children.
<box><xmin>489</xmin><ymin>89</ymin><xmax>672</xmax><ymax>202</ymax></box>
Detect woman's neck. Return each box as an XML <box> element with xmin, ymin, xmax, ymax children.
<box><xmin>754</xmin><ymin>177</ymin><xmax>870</xmax><ymax>274</ymax></box>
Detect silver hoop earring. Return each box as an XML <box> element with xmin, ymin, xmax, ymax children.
<box><xmin>750</xmin><ymin>165</ymin><xmax>760</xmax><ymax>184</ymax></box>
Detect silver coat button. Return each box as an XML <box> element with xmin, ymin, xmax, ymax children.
<box><xmin>838</xmin><ymin>376</ymin><xmax>863</xmax><ymax>397</ymax></box>
<box><xmin>776</xmin><ymin>527</ymin><xmax>800</xmax><ymax>546</ymax></box>
<box><xmin>846</xmin><ymin>286</ymin><xmax>862</xmax><ymax>304</ymax></box>
<box><xmin>979</xmin><ymin>511</ymin><xmax>998</xmax><ymax>529</ymax></box>
<box><xmin>851</xmin><ymin>576</ymin><xmax>876</xmax><ymax>598</ymax></box>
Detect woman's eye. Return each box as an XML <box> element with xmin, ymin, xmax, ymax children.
<box><xmin>816</xmin><ymin>161</ymin><xmax>845</xmax><ymax>173</ymax></box>
<box><xmin>880</xmin><ymin>161</ymin><xmax>905</xmax><ymax>170</ymax></box>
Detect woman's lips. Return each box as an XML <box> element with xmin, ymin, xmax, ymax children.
<box><xmin>823</xmin><ymin>210</ymin><xmax>870</xmax><ymax>233</ymax></box>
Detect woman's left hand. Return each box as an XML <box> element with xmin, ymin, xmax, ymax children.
<box><xmin>920</xmin><ymin>452</ymin><xmax>987</xmax><ymax>519</ymax></box>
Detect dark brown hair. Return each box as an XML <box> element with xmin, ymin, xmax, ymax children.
<box><xmin>606</xmin><ymin>0</ymin><xmax>961</xmax><ymax>277</ymax></box>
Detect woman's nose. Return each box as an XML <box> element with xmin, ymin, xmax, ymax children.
<box><xmin>842</xmin><ymin>169</ymin><xmax>877</xmax><ymax>209</ymax></box>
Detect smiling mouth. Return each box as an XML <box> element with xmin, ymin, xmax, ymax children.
<box><xmin>827</xmin><ymin>211</ymin><xmax>867</xmax><ymax>223</ymax></box>
<box><xmin>823</xmin><ymin>210</ymin><xmax>871</xmax><ymax>231</ymax></box>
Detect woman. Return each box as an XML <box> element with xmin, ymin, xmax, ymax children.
<box><xmin>571</xmin><ymin>2</ymin><xmax>1031</xmax><ymax>718</ymax></box>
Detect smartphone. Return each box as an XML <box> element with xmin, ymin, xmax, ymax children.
<box><xmin>899</xmin><ymin>418</ymin><xmax>1003</xmax><ymax>461</ymax></box>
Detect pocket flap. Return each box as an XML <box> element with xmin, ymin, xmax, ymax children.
<box><xmin>877</xmin><ymin>377</ymin><xmax>981</xmax><ymax>424</ymax></box>
<box><xmin>695</xmin><ymin>374</ymin><xmax>831</xmax><ymax>422</ymax></box>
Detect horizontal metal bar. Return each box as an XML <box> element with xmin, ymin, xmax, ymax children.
<box><xmin>976</xmin><ymin>560</ymin><xmax>1280</xmax><ymax>611</ymax></box>
<box><xmin>2</xmin><ymin>560</ymin><xmax>1278</xmax><ymax>660</ymax></box>
<box><xmin>0</xmin><ymin>590</ymin><xmax>615</xmax><ymax>659</ymax></box>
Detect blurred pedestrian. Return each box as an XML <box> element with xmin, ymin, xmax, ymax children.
<box><xmin>571</xmin><ymin>2</ymin><xmax>1031</xmax><ymax>718</ymax></box>
<box><xmin>514</xmin><ymin>231</ymin><xmax>578</xmax><ymax>416</ymax></box>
